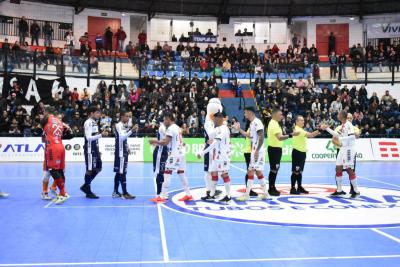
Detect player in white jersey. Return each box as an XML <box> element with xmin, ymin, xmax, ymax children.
<box><xmin>321</xmin><ymin>110</ymin><xmax>360</xmax><ymax>198</ymax></box>
<box><xmin>149</xmin><ymin>112</ymin><xmax>192</xmax><ymax>203</ymax></box>
<box><xmin>203</xmin><ymin>98</ymin><xmax>223</xmax><ymax>198</ymax></box>
<box><xmin>197</xmin><ymin>111</ymin><xmax>232</xmax><ymax>202</ymax></box>
<box><xmin>234</xmin><ymin>106</ymin><xmax>270</xmax><ymax>201</ymax></box>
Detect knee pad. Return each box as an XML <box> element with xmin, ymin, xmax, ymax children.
<box><xmin>177</xmin><ymin>170</ymin><xmax>184</xmax><ymax>174</ymax></box>
<box><xmin>222</xmin><ymin>174</ymin><xmax>230</xmax><ymax>183</ymax></box>
<box><xmin>336</xmin><ymin>170</ymin><xmax>343</xmax><ymax>177</ymax></box>
<box><xmin>211</xmin><ymin>175</ymin><xmax>218</xmax><ymax>181</ymax></box>
<box><xmin>248</xmin><ymin>175</ymin><xmax>254</xmax><ymax>180</ymax></box>
<box><xmin>164</xmin><ymin>170</ymin><xmax>173</xmax><ymax>175</ymax></box>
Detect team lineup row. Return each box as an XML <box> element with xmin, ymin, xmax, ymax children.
<box><xmin>38</xmin><ymin>98</ymin><xmax>360</xmax><ymax>204</ymax></box>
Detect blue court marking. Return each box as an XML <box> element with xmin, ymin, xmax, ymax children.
<box><xmin>0</xmin><ymin>162</ymin><xmax>399</xmax><ymax>267</ymax></box>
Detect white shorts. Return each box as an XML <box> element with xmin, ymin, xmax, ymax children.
<box><xmin>249</xmin><ymin>148</ymin><xmax>265</xmax><ymax>171</ymax></box>
<box><xmin>209</xmin><ymin>159</ymin><xmax>230</xmax><ymax>173</ymax></box>
<box><xmin>336</xmin><ymin>147</ymin><xmax>355</xmax><ymax>169</ymax></box>
<box><xmin>165</xmin><ymin>154</ymin><xmax>186</xmax><ymax>171</ymax></box>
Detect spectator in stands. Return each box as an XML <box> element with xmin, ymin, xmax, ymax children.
<box><xmin>71</xmin><ymin>88</ymin><xmax>79</xmax><ymax>102</ymax></box>
<box><xmin>89</xmin><ymin>55</ymin><xmax>98</xmax><ymax>73</ymax></box>
<box><xmin>138</xmin><ymin>30</ymin><xmax>147</xmax><ymax>51</ymax></box>
<box><xmin>65</xmin><ymin>31</ymin><xmax>75</xmax><ymax>56</ymax></box>
<box><xmin>235</xmin><ymin>29</ymin><xmax>243</xmax><ymax>36</ymax></box>
<box><xmin>104</xmin><ymin>27</ymin><xmax>113</xmax><ymax>56</ymax></box>
<box><xmin>116</xmin><ymin>26</ymin><xmax>127</xmax><ymax>52</ymax></box>
<box><xmin>338</xmin><ymin>51</ymin><xmax>347</xmax><ymax>79</ymax></box>
<box><xmin>328</xmin><ymin>32</ymin><xmax>335</xmax><ymax>53</ymax></box>
<box><xmin>205</xmin><ymin>29</ymin><xmax>214</xmax><ymax>36</ymax></box>
<box><xmin>193</xmin><ymin>28</ymin><xmax>201</xmax><ymax>36</ymax></box>
<box><xmin>125</xmin><ymin>41</ymin><xmax>136</xmax><ymax>60</ymax></box>
<box><xmin>43</xmin><ymin>21</ymin><xmax>53</xmax><ymax>47</ymax></box>
<box><xmin>11</xmin><ymin>41</ymin><xmax>21</xmax><ymax>69</ymax></box>
<box><xmin>222</xmin><ymin>58</ymin><xmax>231</xmax><ymax>72</ymax></box>
<box><xmin>18</xmin><ymin>17</ymin><xmax>29</xmax><ymax>45</ymax></box>
<box><xmin>171</xmin><ymin>34</ymin><xmax>177</xmax><ymax>42</ymax></box>
<box><xmin>94</xmin><ymin>33</ymin><xmax>104</xmax><ymax>58</ymax></box>
<box><xmin>214</xmin><ymin>64</ymin><xmax>223</xmax><ymax>83</ymax></box>
<box><xmin>30</xmin><ymin>20</ymin><xmax>40</xmax><ymax>46</ymax></box>
<box><xmin>243</xmin><ymin>28</ymin><xmax>251</xmax><ymax>36</ymax></box>
<box><xmin>329</xmin><ymin>51</ymin><xmax>338</xmax><ymax>79</ymax></box>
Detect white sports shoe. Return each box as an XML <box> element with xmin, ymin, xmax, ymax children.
<box><xmin>236</xmin><ymin>194</ymin><xmax>250</xmax><ymax>201</ymax></box>
<box><xmin>256</xmin><ymin>193</ymin><xmax>271</xmax><ymax>200</ymax></box>
<box><xmin>41</xmin><ymin>192</ymin><xmax>52</xmax><ymax>200</ymax></box>
<box><xmin>54</xmin><ymin>194</ymin><xmax>70</xmax><ymax>205</ymax></box>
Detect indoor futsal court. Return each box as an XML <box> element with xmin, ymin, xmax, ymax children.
<box><xmin>1</xmin><ymin>161</ymin><xmax>399</xmax><ymax>267</ymax></box>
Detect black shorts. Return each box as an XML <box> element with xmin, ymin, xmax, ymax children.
<box><xmin>291</xmin><ymin>148</ymin><xmax>306</xmax><ymax>172</ymax></box>
<box><xmin>268</xmin><ymin>146</ymin><xmax>282</xmax><ymax>171</ymax></box>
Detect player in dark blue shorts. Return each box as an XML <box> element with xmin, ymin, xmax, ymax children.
<box><xmin>153</xmin><ymin>122</ymin><xmax>168</xmax><ymax>197</ymax></box>
<box><xmin>113</xmin><ymin>111</ymin><xmax>135</xmax><ymax>199</ymax></box>
<box><xmin>81</xmin><ymin>106</ymin><xmax>107</xmax><ymax>199</ymax></box>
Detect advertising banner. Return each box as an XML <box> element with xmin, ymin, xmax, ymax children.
<box><xmin>370</xmin><ymin>138</ymin><xmax>400</xmax><ymax>161</ymax></box>
<box><xmin>367</xmin><ymin>23</ymin><xmax>400</xmax><ymax>38</ymax></box>
<box><xmin>0</xmin><ymin>137</ymin><xmax>395</xmax><ymax>162</ymax></box>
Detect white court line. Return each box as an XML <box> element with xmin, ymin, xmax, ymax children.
<box><xmin>153</xmin><ymin>179</ymin><xmax>169</xmax><ymax>262</ymax></box>
<box><xmin>230</xmin><ymin>163</ymin><xmax>247</xmax><ymax>173</ymax></box>
<box><xmin>1</xmin><ymin>254</ymin><xmax>400</xmax><ymax>266</ymax></box>
<box><xmin>358</xmin><ymin>176</ymin><xmax>400</xmax><ymax>189</ymax></box>
<box><xmin>371</xmin><ymin>228</ymin><xmax>400</xmax><ymax>244</ymax></box>
<box><xmin>43</xmin><ymin>201</ymin><xmax>53</xmax><ymax>209</ymax></box>
<box><xmin>47</xmin><ymin>205</ymin><xmax>156</xmax><ymax>209</ymax></box>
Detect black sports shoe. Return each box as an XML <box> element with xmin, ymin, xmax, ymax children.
<box><xmin>249</xmin><ymin>190</ymin><xmax>258</xmax><ymax>197</ymax></box>
<box><xmin>201</xmin><ymin>195</ymin><xmax>216</xmax><ymax>201</ymax></box>
<box><xmin>268</xmin><ymin>187</ymin><xmax>281</xmax><ymax>196</ymax></box>
<box><xmin>80</xmin><ymin>184</ymin><xmax>89</xmax><ymax>195</ymax></box>
<box><xmin>290</xmin><ymin>187</ymin><xmax>300</xmax><ymax>195</ymax></box>
<box><xmin>214</xmin><ymin>189</ymin><xmax>223</xmax><ymax>197</ymax></box>
<box><xmin>297</xmin><ymin>186</ymin><xmax>309</xmax><ymax>194</ymax></box>
<box><xmin>219</xmin><ymin>196</ymin><xmax>232</xmax><ymax>203</ymax></box>
<box><xmin>122</xmin><ymin>193</ymin><xmax>136</xmax><ymax>200</ymax></box>
<box><xmin>350</xmin><ymin>192</ymin><xmax>360</xmax><ymax>198</ymax></box>
<box><xmin>86</xmin><ymin>193</ymin><xmax>99</xmax><ymax>199</ymax></box>
<box><xmin>330</xmin><ymin>190</ymin><xmax>346</xmax><ymax>197</ymax></box>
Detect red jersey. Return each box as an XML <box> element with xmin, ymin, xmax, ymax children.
<box><xmin>44</xmin><ymin>115</ymin><xmax>64</xmax><ymax>146</ymax></box>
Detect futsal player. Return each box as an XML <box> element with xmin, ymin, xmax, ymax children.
<box><xmin>113</xmin><ymin>111</ymin><xmax>135</xmax><ymax>199</ymax></box>
<box><xmin>41</xmin><ymin>136</ymin><xmax>57</xmax><ymax>200</ymax></box>
<box><xmin>321</xmin><ymin>110</ymin><xmax>360</xmax><ymax>198</ymax></box>
<box><xmin>197</xmin><ymin>111</ymin><xmax>232</xmax><ymax>202</ymax></box>
<box><xmin>149</xmin><ymin>112</ymin><xmax>192</xmax><ymax>203</ymax></box>
<box><xmin>290</xmin><ymin>115</ymin><xmax>320</xmax><ymax>194</ymax></box>
<box><xmin>331</xmin><ymin>112</ymin><xmax>361</xmax><ymax>196</ymax></box>
<box><xmin>234</xmin><ymin>106</ymin><xmax>270</xmax><ymax>201</ymax></box>
<box><xmin>81</xmin><ymin>106</ymin><xmax>108</xmax><ymax>199</ymax></box>
<box><xmin>240</xmin><ymin>120</ymin><xmax>258</xmax><ymax>196</ymax></box>
<box><xmin>267</xmin><ymin>108</ymin><xmax>296</xmax><ymax>196</ymax></box>
<box><xmin>152</xmin><ymin>120</ymin><xmax>168</xmax><ymax>201</ymax></box>
<box><xmin>41</xmin><ymin>106</ymin><xmax>71</xmax><ymax>204</ymax></box>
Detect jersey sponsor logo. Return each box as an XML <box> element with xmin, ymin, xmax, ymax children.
<box><xmin>378</xmin><ymin>141</ymin><xmax>399</xmax><ymax>158</ymax></box>
<box><xmin>165</xmin><ymin>184</ymin><xmax>400</xmax><ymax>228</ymax></box>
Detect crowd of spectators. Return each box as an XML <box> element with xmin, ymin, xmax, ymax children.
<box><xmin>0</xmin><ymin>73</ymin><xmax>399</xmax><ymax>138</ymax></box>
<box><xmin>254</xmin><ymin>76</ymin><xmax>400</xmax><ymax>137</ymax></box>
<box><xmin>0</xmin><ymin>74</ymin><xmax>220</xmax><ymax>137</ymax></box>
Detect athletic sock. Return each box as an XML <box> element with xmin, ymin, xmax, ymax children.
<box><xmin>42</xmin><ymin>181</ymin><xmax>49</xmax><ymax>193</ymax></box>
<box><xmin>178</xmin><ymin>172</ymin><xmax>191</xmax><ymax>195</ymax></box>
<box><xmin>210</xmin><ymin>175</ymin><xmax>218</xmax><ymax>197</ymax></box>
<box><xmin>84</xmin><ymin>173</ymin><xmax>92</xmax><ymax>186</ymax></box>
<box><xmin>114</xmin><ymin>173</ymin><xmax>120</xmax><ymax>193</ymax></box>
<box><xmin>161</xmin><ymin>171</ymin><xmax>172</xmax><ymax>197</ymax></box>
<box><xmin>290</xmin><ymin>173</ymin><xmax>296</xmax><ymax>188</ymax></box>
<box><xmin>55</xmin><ymin>178</ymin><xmax>66</xmax><ymax>197</ymax></box>
<box><xmin>245</xmin><ymin>175</ymin><xmax>254</xmax><ymax>196</ymax></box>
<box><xmin>349</xmin><ymin>173</ymin><xmax>359</xmax><ymax>193</ymax></box>
<box><xmin>156</xmin><ymin>173</ymin><xmax>164</xmax><ymax>195</ymax></box>
<box><xmin>335</xmin><ymin>175</ymin><xmax>343</xmax><ymax>192</ymax></box>
<box><xmin>268</xmin><ymin>172</ymin><xmax>277</xmax><ymax>189</ymax></box>
<box><xmin>222</xmin><ymin>175</ymin><xmax>231</xmax><ymax>197</ymax></box>
<box><xmin>297</xmin><ymin>173</ymin><xmax>303</xmax><ymax>187</ymax></box>
<box><xmin>258</xmin><ymin>175</ymin><xmax>268</xmax><ymax>196</ymax></box>
<box><xmin>121</xmin><ymin>174</ymin><xmax>127</xmax><ymax>194</ymax></box>
<box><xmin>90</xmin><ymin>171</ymin><xmax>98</xmax><ymax>183</ymax></box>
<box><xmin>204</xmin><ymin>172</ymin><xmax>211</xmax><ymax>192</ymax></box>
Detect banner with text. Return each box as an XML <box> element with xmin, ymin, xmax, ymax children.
<box><xmin>367</xmin><ymin>23</ymin><xmax>400</xmax><ymax>38</ymax></box>
<box><xmin>2</xmin><ymin>75</ymin><xmax>67</xmax><ymax>105</ymax></box>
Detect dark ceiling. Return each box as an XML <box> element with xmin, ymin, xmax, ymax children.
<box><xmin>23</xmin><ymin>0</ymin><xmax>400</xmax><ymax>19</ymax></box>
